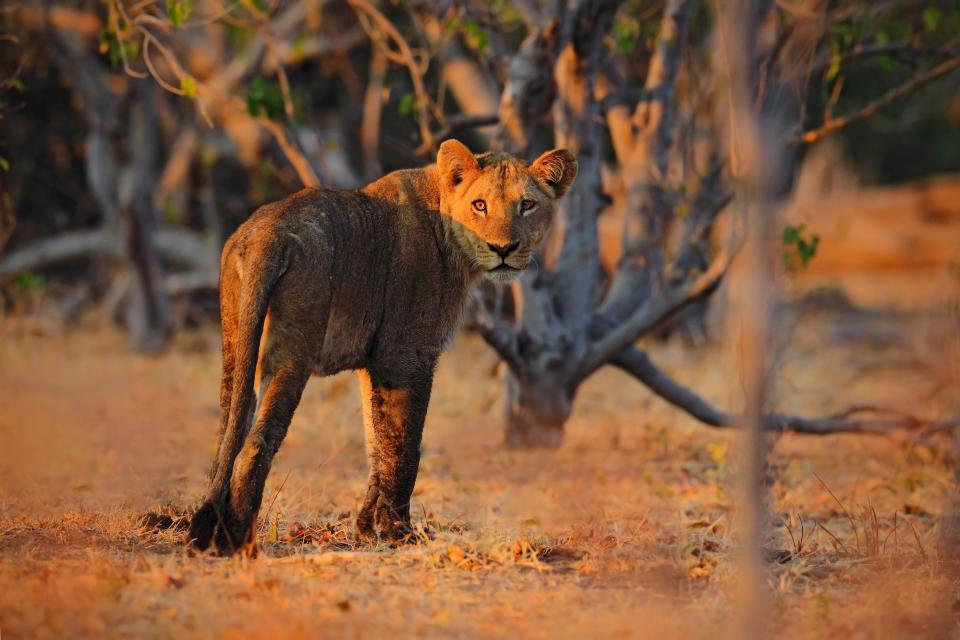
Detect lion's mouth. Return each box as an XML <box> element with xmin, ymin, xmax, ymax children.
<box><xmin>489</xmin><ymin>263</ymin><xmax>520</xmax><ymax>273</ymax></box>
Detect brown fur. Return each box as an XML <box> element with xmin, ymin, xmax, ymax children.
<box><xmin>188</xmin><ymin>141</ymin><xmax>577</xmax><ymax>555</ymax></box>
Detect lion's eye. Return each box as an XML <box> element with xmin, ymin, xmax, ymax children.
<box><xmin>472</xmin><ymin>200</ymin><xmax>487</xmax><ymax>213</ymax></box>
<box><xmin>520</xmin><ymin>199</ymin><xmax>537</xmax><ymax>213</ymax></box>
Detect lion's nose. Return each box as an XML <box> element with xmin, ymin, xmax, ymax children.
<box><xmin>487</xmin><ymin>242</ymin><xmax>519</xmax><ymax>258</ymax></box>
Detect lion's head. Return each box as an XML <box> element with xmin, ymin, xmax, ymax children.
<box><xmin>436</xmin><ymin>140</ymin><xmax>577</xmax><ymax>283</ymax></box>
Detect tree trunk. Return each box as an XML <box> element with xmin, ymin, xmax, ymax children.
<box><xmin>120</xmin><ymin>84</ymin><xmax>172</xmax><ymax>353</ymax></box>
<box><xmin>503</xmin><ymin>369</ymin><xmax>572</xmax><ymax>449</ymax></box>
<box><xmin>497</xmin><ymin>0</ymin><xmax>618</xmax><ymax>448</ymax></box>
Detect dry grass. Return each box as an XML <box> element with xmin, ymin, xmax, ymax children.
<box><xmin>1</xmin><ymin>296</ymin><xmax>958</xmax><ymax>638</ymax></box>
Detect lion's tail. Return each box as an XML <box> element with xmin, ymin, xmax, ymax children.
<box><xmin>191</xmin><ymin>237</ymin><xmax>285</xmax><ymax>549</ymax></box>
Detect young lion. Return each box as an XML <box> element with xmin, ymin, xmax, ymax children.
<box><xmin>189</xmin><ymin>140</ymin><xmax>577</xmax><ymax>555</ymax></box>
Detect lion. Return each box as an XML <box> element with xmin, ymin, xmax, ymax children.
<box><xmin>188</xmin><ymin>139</ymin><xmax>577</xmax><ymax>556</ymax></box>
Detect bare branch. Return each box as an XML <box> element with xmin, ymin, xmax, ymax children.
<box><xmin>0</xmin><ymin>228</ymin><xmax>215</xmax><ymax>276</ymax></box>
<box><xmin>165</xmin><ymin>269</ymin><xmax>219</xmax><ymax>295</ymax></box>
<box><xmin>153</xmin><ymin>127</ymin><xmax>199</xmax><ymax>212</ymax></box>
<box><xmin>603</xmin><ymin>0</ymin><xmax>695</xmax><ymax>316</ymax></box>
<box><xmin>252</xmin><ymin>110</ymin><xmax>322</xmax><ymax>187</ymax></box>
<box><xmin>416</xmin><ymin>10</ymin><xmax>502</xmax><ymax>150</ymax></box>
<box><xmin>495</xmin><ymin>21</ymin><xmax>559</xmax><ymax>153</ymax></box>
<box><xmin>467</xmin><ymin>288</ymin><xmax>522</xmax><ymax>373</ymax></box>
<box><xmin>668</xmin><ymin>156</ymin><xmax>731</xmax><ymax>280</ymax></box>
<box><xmin>413</xmin><ymin>114</ymin><xmax>500</xmax><ymax>157</ymax></box>
<box><xmin>792</xmin><ymin>56</ymin><xmax>960</xmax><ymax>145</ymax></box>
<box><xmin>809</xmin><ymin>42</ymin><xmax>960</xmax><ymax>78</ymax></box>
<box><xmin>0</xmin><ymin>230</ymin><xmax>117</xmax><ymax>275</ymax></box>
<box><xmin>611</xmin><ymin>347</ymin><xmax>959</xmax><ymax>435</ymax></box>
<box><xmin>111</xmin><ymin>1</ymin><xmax>326</xmax><ymax>187</ymax></box>
<box><xmin>155</xmin><ymin>229</ymin><xmax>218</xmax><ymax>270</ymax></box>
<box><xmin>347</xmin><ymin>0</ymin><xmax>437</xmax><ymax>149</ymax></box>
<box><xmin>576</xmin><ymin>248</ymin><xmax>732</xmax><ymax>382</ymax></box>
<box><xmin>361</xmin><ymin>45</ymin><xmax>387</xmax><ymax>180</ymax></box>
<box><xmin>267</xmin><ymin>29</ymin><xmax>367</xmax><ymax>71</ymax></box>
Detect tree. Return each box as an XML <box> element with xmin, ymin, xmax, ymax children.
<box><xmin>466</xmin><ymin>0</ymin><xmax>960</xmax><ymax>446</ymax></box>
<box><xmin>4</xmin><ymin>0</ymin><xmax>958</xmax><ymax>440</ymax></box>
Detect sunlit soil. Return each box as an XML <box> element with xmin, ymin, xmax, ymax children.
<box><xmin>0</xmin><ymin>299</ymin><xmax>957</xmax><ymax>638</ymax></box>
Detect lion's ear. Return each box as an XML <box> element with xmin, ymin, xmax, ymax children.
<box><xmin>437</xmin><ymin>139</ymin><xmax>479</xmax><ymax>190</ymax></box>
<box><xmin>530</xmin><ymin>149</ymin><xmax>578</xmax><ymax>198</ymax></box>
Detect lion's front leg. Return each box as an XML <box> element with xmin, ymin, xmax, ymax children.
<box><xmin>355</xmin><ymin>361</ymin><xmax>435</xmax><ymax>542</ymax></box>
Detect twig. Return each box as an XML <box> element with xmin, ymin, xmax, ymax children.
<box><xmin>792</xmin><ymin>57</ymin><xmax>960</xmax><ymax>145</ymax></box>
<box><xmin>0</xmin><ymin>227</ymin><xmax>216</xmax><ymax>275</ymax></box>
<box><xmin>347</xmin><ymin>0</ymin><xmax>437</xmax><ymax>148</ymax></box>
<box><xmin>413</xmin><ymin>113</ymin><xmax>500</xmax><ymax>156</ymax></box>
<box><xmin>361</xmin><ymin>42</ymin><xmax>387</xmax><ymax>180</ymax></box>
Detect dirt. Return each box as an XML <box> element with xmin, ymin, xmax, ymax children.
<box><xmin>1</xmin><ymin>286</ymin><xmax>958</xmax><ymax>639</ymax></box>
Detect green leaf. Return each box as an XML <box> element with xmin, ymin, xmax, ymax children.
<box><xmin>781</xmin><ymin>224</ymin><xmax>820</xmax><ymax>272</ymax></box>
<box><xmin>922</xmin><ymin>6</ymin><xmax>941</xmax><ymax>31</ymax></box>
<box><xmin>163</xmin><ymin>201</ymin><xmax>182</xmax><ymax>225</ymax></box>
<box><xmin>4</xmin><ymin>76</ymin><xmax>24</xmax><ymax>93</ymax></box>
<box><xmin>225</xmin><ymin>23</ymin><xmax>253</xmax><ymax>49</ymax></box>
<box><xmin>0</xmin><ymin>156</ymin><xmax>9</xmax><ymax>172</ymax></box>
<box><xmin>15</xmin><ymin>272</ymin><xmax>45</xmax><ymax>294</ymax></box>
<box><xmin>124</xmin><ymin>39</ymin><xmax>139</xmax><ymax>61</ymax></box>
<box><xmin>825</xmin><ymin>51</ymin><xmax>842</xmax><ymax>81</ymax></box>
<box><xmin>291</xmin><ymin>34</ymin><xmax>306</xmax><ymax>60</ymax></box>
<box><xmin>166</xmin><ymin>0</ymin><xmax>192</xmax><ymax>27</ymax></box>
<box><xmin>246</xmin><ymin>94</ymin><xmax>261</xmax><ymax>117</ymax></box>
<box><xmin>246</xmin><ymin>77</ymin><xmax>285</xmax><ymax>120</ymax></box>
<box><xmin>612</xmin><ymin>16</ymin><xmax>640</xmax><ymax>54</ymax></box>
<box><xmin>782</xmin><ymin>224</ymin><xmax>801</xmax><ymax>245</ymax></box>
<box><xmin>398</xmin><ymin>93</ymin><xmax>416</xmax><ymax>115</ymax></box>
<box><xmin>462</xmin><ymin>18</ymin><xmax>489</xmax><ymax>56</ymax></box>
<box><xmin>99</xmin><ymin>29</ymin><xmax>123</xmax><ymax>68</ymax></box>
<box><xmin>180</xmin><ymin>75</ymin><xmax>197</xmax><ymax>99</ymax></box>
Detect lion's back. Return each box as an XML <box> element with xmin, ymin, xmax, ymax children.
<box><xmin>223</xmin><ymin>187</ymin><xmax>392</xmax><ymax>270</ymax></box>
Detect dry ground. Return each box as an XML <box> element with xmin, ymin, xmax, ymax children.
<box><xmin>1</xmin><ymin>289</ymin><xmax>958</xmax><ymax>639</ymax></box>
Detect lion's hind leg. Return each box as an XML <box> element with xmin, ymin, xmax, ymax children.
<box><xmin>208</xmin><ymin>263</ymin><xmax>243</xmax><ymax>482</ymax></box>
<box><xmin>219</xmin><ymin>322</ymin><xmax>316</xmax><ymax>553</ymax></box>
<box><xmin>189</xmin><ymin>241</ymin><xmax>277</xmax><ymax>554</ymax></box>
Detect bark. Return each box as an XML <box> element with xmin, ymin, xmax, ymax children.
<box><xmin>120</xmin><ymin>83</ymin><xmax>172</xmax><ymax>353</ymax></box>
<box><xmin>361</xmin><ymin>46</ymin><xmax>387</xmax><ymax>181</ymax></box>
<box><xmin>495</xmin><ymin>21</ymin><xmax>560</xmax><ymax>154</ymax></box>
<box><xmin>493</xmin><ymin>0</ymin><xmax>621</xmax><ymax>446</ymax></box>
<box><xmin>12</xmin><ymin>17</ymin><xmax>218</xmax><ymax>350</ymax></box>
<box><xmin>503</xmin><ymin>370</ymin><xmax>571</xmax><ymax>449</ymax></box>
<box><xmin>602</xmin><ymin>0</ymin><xmax>695</xmax><ymax>318</ymax></box>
